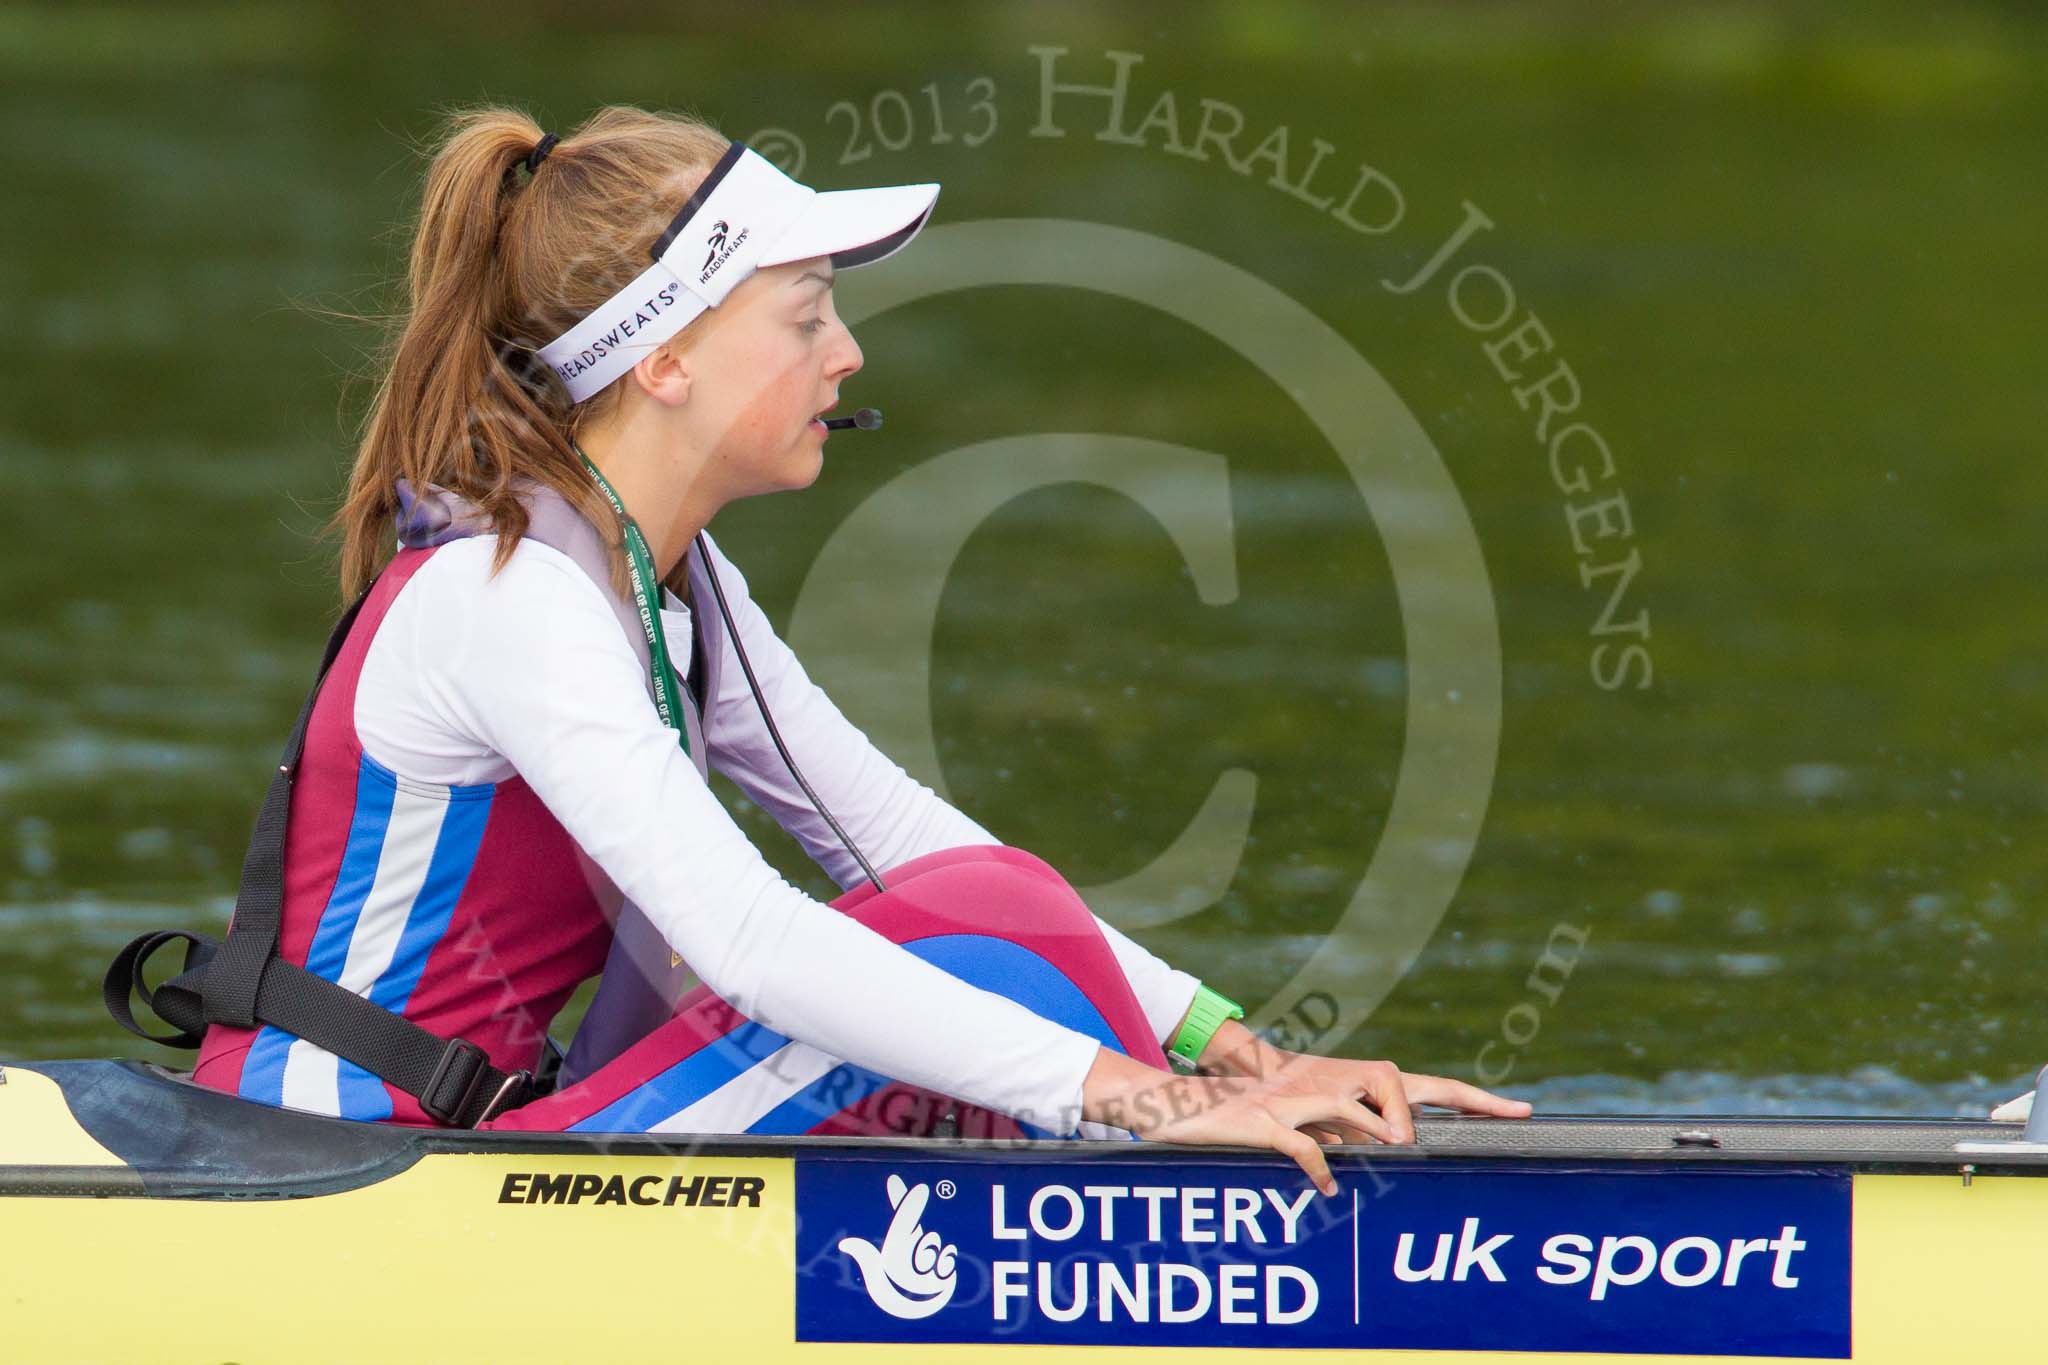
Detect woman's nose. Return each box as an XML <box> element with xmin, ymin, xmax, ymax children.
<box><xmin>833</xmin><ymin>326</ymin><xmax>864</xmax><ymax>379</ymax></box>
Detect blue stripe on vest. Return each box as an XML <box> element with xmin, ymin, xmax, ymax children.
<box><xmin>567</xmin><ymin>933</ymin><xmax>1126</xmax><ymax>1137</ymax></box>
<box><xmin>238</xmin><ymin>759</ymin><xmax>397</xmax><ymax>1108</ymax></box>
<box><xmin>368</xmin><ymin>776</ymin><xmax>493</xmax><ymax>1019</ymax></box>
<box><xmin>338</xmin><ymin>757</ymin><xmax>494</xmax><ymax>1120</ymax></box>
<box><xmin>745</xmin><ymin>934</ymin><xmax>1120</xmax><ymax>1137</ymax></box>
<box><xmin>567</xmin><ymin>1019</ymin><xmax>793</xmax><ymax>1132</ymax></box>
<box><xmin>238</xmin><ymin>754</ymin><xmax>497</xmax><ymax>1120</ymax></box>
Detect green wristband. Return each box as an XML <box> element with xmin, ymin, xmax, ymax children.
<box><xmin>1170</xmin><ymin>984</ymin><xmax>1245</xmax><ymax>1065</ymax></box>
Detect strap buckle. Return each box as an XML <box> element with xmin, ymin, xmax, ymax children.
<box><xmin>420</xmin><ymin>1037</ymin><xmax>497</xmax><ymax>1126</ymax></box>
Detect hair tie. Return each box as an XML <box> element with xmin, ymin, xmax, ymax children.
<box><xmin>525</xmin><ymin>133</ymin><xmax>561</xmax><ymax>175</ymax></box>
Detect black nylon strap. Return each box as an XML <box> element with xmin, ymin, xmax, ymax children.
<box><xmin>204</xmin><ymin>586</ymin><xmax>374</xmax><ymax>1028</ymax></box>
<box><xmin>106</xmin><ymin>931</ymin><xmax>531</xmax><ymax>1126</ymax></box>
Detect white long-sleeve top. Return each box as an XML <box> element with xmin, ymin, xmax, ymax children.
<box><xmin>352</xmin><ymin>530</ymin><xmax>1198</xmax><ymax>1131</ymax></box>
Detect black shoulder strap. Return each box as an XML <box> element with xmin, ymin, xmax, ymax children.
<box><xmin>104</xmin><ymin>575</ymin><xmax>534</xmax><ymax>1127</ymax></box>
<box><xmin>203</xmin><ymin>585</ymin><xmax>372</xmax><ymax>1029</ymax></box>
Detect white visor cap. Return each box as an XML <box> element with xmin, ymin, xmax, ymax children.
<box><xmin>536</xmin><ymin>142</ymin><xmax>938</xmax><ymax>403</ymax></box>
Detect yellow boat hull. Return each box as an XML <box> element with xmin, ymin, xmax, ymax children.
<box><xmin>2</xmin><ymin>1061</ymin><xmax>2040</xmax><ymax>1362</ymax></box>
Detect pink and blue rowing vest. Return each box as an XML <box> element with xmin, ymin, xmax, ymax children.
<box><xmin>192</xmin><ymin>479</ymin><xmax>704</xmax><ymax>1123</ymax></box>
<box><xmin>190</xmin><ymin>543</ymin><xmax>617</xmax><ymax>1123</ymax></box>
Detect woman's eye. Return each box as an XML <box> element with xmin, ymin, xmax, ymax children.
<box><xmin>799</xmin><ymin>318</ymin><xmax>828</xmax><ymax>335</ymax></box>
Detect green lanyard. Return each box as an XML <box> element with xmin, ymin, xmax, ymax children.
<box><xmin>574</xmin><ymin>444</ymin><xmax>692</xmax><ymax>759</ymax></box>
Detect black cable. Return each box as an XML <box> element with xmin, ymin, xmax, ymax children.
<box><xmin>694</xmin><ymin>533</ymin><xmax>887</xmax><ymax>895</ymax></box>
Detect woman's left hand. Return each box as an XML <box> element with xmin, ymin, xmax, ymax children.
<box><xmin>1195</xmin><ymin>1019</ymin><xmax>1533</xmax><ymax>1145</ymax></box>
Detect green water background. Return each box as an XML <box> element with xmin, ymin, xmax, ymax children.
<box><xmin>3</xmin><ymin>1</ymin><xmax>2042</xmax><ymax>1113</ymax></box>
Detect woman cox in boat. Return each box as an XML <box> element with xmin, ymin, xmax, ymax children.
<box><xmin>220</xmin><ymin>104</ymin><xmax>1530</xmax><ymax>1195</ymax></box>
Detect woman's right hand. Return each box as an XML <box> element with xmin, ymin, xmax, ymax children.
<box><xmin>1078</xmin><ymin>1048</ymin><xmax>1393</xmax><ymax>1196</ymax></box>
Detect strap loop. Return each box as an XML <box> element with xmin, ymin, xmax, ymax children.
<box><xmin>103</xmin><ymin>929</ymin><xmax>215</xmax><ymax>1048</ymax></box>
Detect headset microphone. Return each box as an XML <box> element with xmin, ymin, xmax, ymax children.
<box><xmin>821</xmin><ymin>407</ymin><xmax>882</xmax><ymax>431</ymax></box>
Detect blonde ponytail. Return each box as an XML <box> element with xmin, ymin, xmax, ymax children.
<box><xmin>331</xmin><ymin>104</ymin><xmax>729</xmax><ymax>602</ymax></box>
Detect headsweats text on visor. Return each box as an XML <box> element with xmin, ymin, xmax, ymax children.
<box><xmin>536</xmin><ymin>143</ymin><xmax>938</xmax><ymax>403</ymax></box>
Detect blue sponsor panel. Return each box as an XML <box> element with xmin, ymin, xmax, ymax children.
<box><xmin>794</xmin><ymin>1155</ymin><xmax>1850</xmax><ymax>1356</ymax></box>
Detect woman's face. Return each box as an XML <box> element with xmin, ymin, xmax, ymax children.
<box><xmin>670</xmin><ymin>255</ymin><xmax>864</xmax><ymax>499</ymax></box>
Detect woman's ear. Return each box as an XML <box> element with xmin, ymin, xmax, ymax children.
<box><xmin>629</xmin><ymin>341</ymin><xmax>693</xmax><ymax>408</ymax></box>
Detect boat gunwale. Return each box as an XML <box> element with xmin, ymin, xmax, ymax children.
<box><xmin>5</xmin><ymin>1060</ymin><xmax>2044</xmax><ymax>1204</ymax></box>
